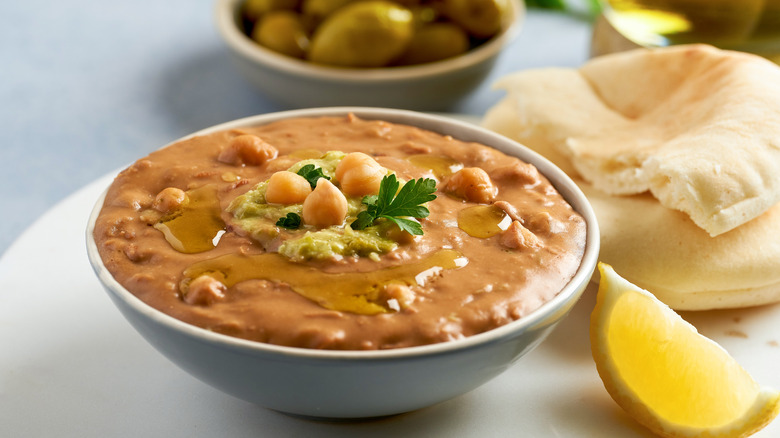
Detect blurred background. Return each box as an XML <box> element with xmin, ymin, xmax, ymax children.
<box><xmin>3</xmin><ymin>0</ymin><xmax>779</xmax><ymax>256</ymax></box>
<box><xmin>0</xmin><ymin>0</ymin><xmax>596</xmax><ymax>256</ymax></box>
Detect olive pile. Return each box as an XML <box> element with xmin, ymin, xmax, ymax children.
<box><xmin>240</xmin><ymin>0</ymin><xmax>508</xmax><ymax>67</ymax></box>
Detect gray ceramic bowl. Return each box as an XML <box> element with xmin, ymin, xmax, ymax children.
<box><xmin>86</xmin><ymin>107</ymin><xmax>599</xmax><ymax>419</ymax></box>
<box><xmin>214</xmin><ymin>0</ymin><xmax>523</xmax><ymax>111</ymax></box>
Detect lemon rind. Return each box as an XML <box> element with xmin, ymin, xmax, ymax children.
<box><xmin>590</xmin><ymin>262</ymin><xmax>780</xmax><ymax>438</ymax></box>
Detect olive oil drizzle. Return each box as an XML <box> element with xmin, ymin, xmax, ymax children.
<box><xmin>181</xmin><ymin>249</ymin><xmax>468</xmax><ymax>315</ymax></box>
<box><xmin>290</xmin><ymin>148</ymin><xmax>326</xmax><ymax>159</ymax></box>
<box><xmin>154</xmin><ymin>185</ymin><xmax>225</xmax><ymax>253</ymax></box>
<box><xmin>407</xmin><ymin>154</ymin><xmax>463</xmax><ymax>179</ymax></box>
<box><xmin>457</xmin><ymin>205</ymin><xmax>511</xmax><ymax>238</ymax></box>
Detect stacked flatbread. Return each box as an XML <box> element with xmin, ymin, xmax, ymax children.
<box><xmin>483</xmin><ymin>44</ymin><xmax>780</xmax><ymax>310</ymax></box>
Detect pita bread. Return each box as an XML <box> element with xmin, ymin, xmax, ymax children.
<box><xmin>484</xmin><ymin>45</ymin><xmax>780</xmax><ymax>237</ymax></box>
<box><xmin>482</xmin><ymin>44</ymin><xmax>780</xmax><ymax>309</ymax></box>
<box><xmin>582</xmin><ymin>182</ymin><xmax>780</xmax><ymax>310</ymax></box>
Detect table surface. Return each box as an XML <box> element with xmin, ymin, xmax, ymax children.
<box><xmin>0</xmin><ymin>0</ymin><xmax>593</xmax><ymax>257</ymax></box>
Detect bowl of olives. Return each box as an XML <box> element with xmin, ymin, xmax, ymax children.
<box><xmin>215</xmin><ymin>0</ymin><xmax>523</xmax><ymax>111</ymax></box>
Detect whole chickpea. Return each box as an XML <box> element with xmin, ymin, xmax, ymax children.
<box><xmin>335</xmin><ymin>152</ymin><xmax>385</xmax><ymax>196</ymax></box>
<box><xmin>184</xmin><ymin>275</ymin><xmax>227</xmax><ymax>306</ymax></box>
<box><xmin>264</xmin><ymin>155</ymin><xmax>301</xmax><ymax>173</ymax></box>
<box><xmin>302</xmin><ymin>178</ymin><xmax>348</xmax><ymax>227</ymax></box>
<box><xmin>265</xmin><ymin>171</ymin><xmax>312</xmax><ymax>204</ymax></box>
<box><xmin>335</xmin><ymin>152</ymin><xmax>382</xmax><ymax>180</ymax></box>
<box><xmin>218</xmin><ymin>134</ymin><xmax>278</xmax><ymax>166</ymax></box>
<box><xmin>444</xmin><ymin>167</ymin><xmax>498</xmax><ymax>204</ymax></box>
<box><xmin>499</xmin><ymin>220</ymin><xmax>542</xmax><ymax>250</ymax></box>
<box><xmin>340</xmin><ymin>164</ymin><xmax>386</xmax><ymax>196</ymax></box>
<box><xmin>490</xmin><ymin>161</ymin><xmax>540</xmax><ymax>186</ymax></box>
<box><xmin>153</xmin><ymin>187</ymin><xmax>187</xmax><ymax>213</ymax></box>
<box><xmin>382</xmin><ymin>282</ymin><xmax>416</xmax><ymax>310</ymax></box>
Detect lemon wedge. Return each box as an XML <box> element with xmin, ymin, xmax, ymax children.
<box><xmin>590</xmin><ymin>262</ymin><xmax>780</xmax><ymax>437</ymax></box>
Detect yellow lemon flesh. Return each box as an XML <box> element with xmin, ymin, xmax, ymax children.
<box><xmin>590</xmin><ymin>262</ymin><xmax>780</xmax><ymax>438</ymax></box>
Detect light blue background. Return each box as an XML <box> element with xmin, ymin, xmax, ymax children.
<box><xmin>0</xmin><ymin>0</ymin><xmax>591</xmax><ymax>256</ymax></box>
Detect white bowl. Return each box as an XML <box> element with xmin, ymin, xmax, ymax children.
<box><xmin>214</xmin><ymin>0</ymin><xmax>523</xmax><ymax>111</ymax></box>
<box><xmin>86</xmin><ymin>107</ymin><xmax>599</xmax><ymax>419</ymax></box>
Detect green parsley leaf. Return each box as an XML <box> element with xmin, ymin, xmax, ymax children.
<box><xmin>361</xmin><ymin>194</ymin><xmax>378</xmax><ymax>206</ymax></box>
<box><xmin>296</xmin><ymin>164</ymin><xmax>330</xmax><ymax>189</ymax></box>
<box><xmin>276</xmin><ymin>212</ymin><xmax>302</xmax><ymax>229</ymax></box>
<box><xmin>350</xmin><ymin>174</ymin><xmax>437</xmax><ymax>235</ymax></box>
<box><xmin>382</xmin><ymin>216</ymin><xmax>424</xmax><ymax>236</ymax></box>
<box><xmin>351</xmin><ymin>210</ymin><xmax>377</xmax><ymax>231</ymax></box>
<box><xmin>525</xmin><ymin>0</ymin><xmax>565</xmax><ymax>10</ymax></box>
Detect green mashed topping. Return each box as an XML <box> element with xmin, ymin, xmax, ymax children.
<box><xmin>278</xmin><ymin>226</ymin><xmax>397</xmax><ymax>261</ymax></box>
<box><xmin>227</xmin><ymin>151</ymin><xmax>398</xmax><ymax>261</ymax></box>
<box><xmin>286</xmin><ymin>150</ymin><xmax>344</xmax><ymax>179</ymax></box>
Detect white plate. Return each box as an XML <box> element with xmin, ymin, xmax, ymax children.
<box><xmin>2</xmin><ymin>151</ymin><xmax>779</xmax><ymax>437</ymax></box>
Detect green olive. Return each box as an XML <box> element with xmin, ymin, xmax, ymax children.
<box><xmin>308</xmin><ymin>1</ymin><xmax>414</xmax><ymax>67</ymax></box>
<box><xmin>302</xmin><ymin>0</ymin><xmax>355</xmax><ymax>22</ymax></box>
<box><xmin>396</xmin><ymin>23</ymin><xmax>469</xmax><ymax>65</ymax></box>
<box><xmin>251</xmin><ymin>10</ymin><xmax>310</xmax><ymax>58</ymax></box>
<box><xmin>242</xmin><ymin>0</ymin><xmax>300</xmax><ymax>22</ymax></box>
<box><xmin>389</xmin><ymin>0</ymin><xmax>423</xmax><ymax>7</ymax></box>
<box><xmin>409</xmin><ymin>4</ymin><xmax>439</xmax><ymax>28</ymax></box>
<box><xmin>439</xmin><ymin>0</ymin><xmax>505</xmax><ymax>39</ymax></box>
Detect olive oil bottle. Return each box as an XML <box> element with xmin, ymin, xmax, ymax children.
<box><xmin>600</xmin><ymin>0</ymin><xmax>780</xmax><ymax>62</ymax></box>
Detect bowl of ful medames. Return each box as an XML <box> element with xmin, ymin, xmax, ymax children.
<box><xmin>87</xmin><ymin>107</ymin><xmax>599</xmax><ymax>418</ymax></box>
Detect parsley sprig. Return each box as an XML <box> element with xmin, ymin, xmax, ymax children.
<box><xmin>351</xmin><ymin>175</ymin><xmax>437</xmax><ymax>236</ymax></box>
<box><xmin>296</xmin><ymin>164</ymin><xmax>330</xmax><ymax>189</ymax></box>
<box><xmin>276</xmin><ymin>212</ymin><xmax>302</xmax><ymax>229</ymax></box>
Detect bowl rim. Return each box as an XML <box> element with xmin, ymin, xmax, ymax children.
<box><xmin>87</xmin><ymin>107</ymin><xmax>599</xmax><ymax>362</ymax></box>
<box><xmin>213</xmin><ymin>0</ymin><xmax>524</xmax><ymax>83</ymax></box>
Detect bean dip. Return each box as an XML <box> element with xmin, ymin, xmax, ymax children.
<box><xmin>94</xmin><ymin>115</ymin><xmax>586</xmax><ymax>350</ymax></box>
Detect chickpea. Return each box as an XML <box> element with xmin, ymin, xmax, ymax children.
<box><xmin>265</xmin><ymin>171</ymin><xmax>312</xmax><ymax>204</ymax></box>
<box><xmin>526</xmin><ymin>211</ymin><xmax>565</xmax><ymax>236</ymax></box>
<box><xmin>493</xmin><ymin>200</ymin><xmax>521</xmax><ymax>222</ymax></box>
<box><xmin>110</xmin><ymin>188</ymin><xmax>154</xmax><ymax>211</ymax></box>
<box><xmin>490</xmin><ymin>161</ymin><xmax>540</xmax><ymax>186</ymax></box>
<box><xmin>264</xmin><ymin>155</ymin><xmax>301</xmax><ymax>172</ymax></box>
<box><xmin>335</xmin><ymin>152</ymin><xmax>385</xmax><ymax>196</ymax></box>
<box><xmin>341</xmin><ymin>164</ymin><xmax>386</xmax><ymax>196</ymax></box>
<box><xmin>123</xmin><ymin>243</ymin><xmax>150</xmax><ymax>263</ymax></box>
<box><xmin>444</xmin><ymin>167</ymin><xmax>498</xmax><ymax>203</ymax></box>
<box><xmin>153</xmin><ymin>187</ymin><xmax>187</xmax><ymax>213</ymax></box>
<box><xmin>499</xmin><ymin>221</ymin><xmax>542</xmax><ymax>251</ymax></box>
<box><xmin>218</xmin><ymin>134</ymin><xmax>278</xmax><ymax>166</ymax></box>
<box><xmin>335</xmin><ymin>152</ymin><xmax>382</xmax><ymax>180</ymax></box>
<box><xmin>382</xmin><ymin>283</ymin><xmax>416</xmax><ymax>310</ymax></box>
<box><xmin>302</xmin><ymin>178</ymin><xmax>348</xmax><ymax>227</ymax></box>
<box><xmin>184</xmin><ymin>275</ymin><xmax>227</xmax><ymax>306</ymax></box>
